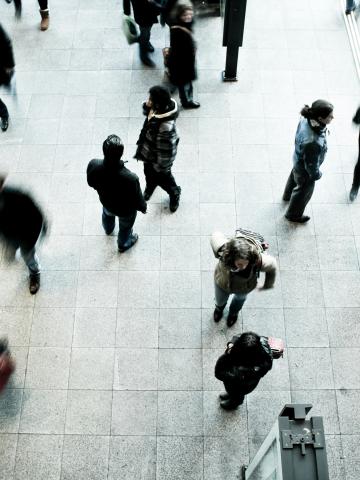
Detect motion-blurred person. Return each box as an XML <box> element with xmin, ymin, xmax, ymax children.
<box><xmin>6</xmin><ymin>0</ymin><xmax>50</xmax><ymax>30</ymax></box>
<box><xmin>349</xmin><ymin>106</ymin><xmax>360</xmax><ymax>201</ymax></box>
<box><xmin>134</xmin><ymin>85</ymin><xmax>181</xmax><ymax>212</ymax></box>
<box><xmin>0</xmin><ymin>23</ymin><xmax>15</xmax><ymax>132</ymax></box>
<box><xmin>283</xmin><ymin>100</ymin><xmax>334</xmax><ymax>223</ymax></box>
<box><xmin>0</xmin><ymin>175</ymin><xmax>46</xmax><ymax>294</ymax></box>
<box><xmin>215</xmin><ymin>332</ymin><xmax>273</xmax><ymax>410</ymax></box>
<box><xmin>167</xmin><ymin>4</ymin><xmax>200</xmax><ymax>109</ymax></box>
<box><xmin>0</xmin><ymin>337</ymin><xmax>15</xmax><ymax>393</ymax></box>
<box><xmin>87</xmin><ymin>135</ymin><xmax>147</xmax><ymax>253</ymax></box>
<box><xmin>123</xmin><ymin>0</ymin><xmax>160</xmax><ymax>67</ymax></box>
<box><xmin>346</xmin><ymin>0</ymin><xmax>358</xmax><ymax>14</ymax></box>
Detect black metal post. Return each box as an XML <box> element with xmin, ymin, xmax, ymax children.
<box><xmin>222</xmin><ymin>0</ymin><xmax>247</xmax><ymax>82</ymax></box>
<box><xmin>223</xmin><ymin>44</ymin><xmax>239</xmax><ymax>81</ymax></box>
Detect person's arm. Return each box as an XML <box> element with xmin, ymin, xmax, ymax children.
<box><xmin>214</xmin><ymin>354</ymin><xmax>240</xmax><ymax>382</ymax></box>
<box><xmin>13</xmin><ymin>0</ymin><xmax>22</xmax><ymax>18</ymax></box>
<box><xmin>303</xmin><ymin>142</ymin><xmax>322</xmax><ymax>181</ymax></box>
<box><xmin>353</xmin><ymin>106</ymin><xmax>360</xmax><ymax>125</ymax></box>
<box><xmin>0</xmin><ymin>25</ymin><xmax>15</xmax><ymax>69</ymax></box>
<box><xmin>135</xmin><ymin>177</ymin><xmax>147</xmax><ymax>213</ymax></box>
<box><xmin>123</xmin><ymin>0</ymin><xmax>131</xmax><ymax>16</ymax></box>
<box><xmin>155</xmin><ymin>122</ymin><xmax>178</xmax><ymax>171</ymax></box>
<box><xmin>210</xmin><ymin>232</ymin><xmax>228</xmax><ymax>258</ymax></box>
<box><xmin>86</xmin><ymin>160</ymin><xmax>98</xmax><ymax>189</ymax></box>
<box><xmin>260</xmin><ymin>254</ymin><xmax>277</xmax><ymax>289</ymax></box>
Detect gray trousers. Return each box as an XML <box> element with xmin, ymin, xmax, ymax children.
<box><xmin>346</xmin><ymin>0</ymin><xmax>357</xmax><ymax>10</ymax></box>
<box><xmin>4</xmin><ymin>244</ymin><xmax>40</xmax><ymax>275</ymax></box>
<box><xmin>283</xmin><ymin>169</ymin><xmax>315</xmax><ymax>218</ymax></box>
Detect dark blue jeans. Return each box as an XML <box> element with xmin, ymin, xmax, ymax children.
<box><xmin>102</xmin><ymin>207</ymin><xmax>137</xmax><ymax>249</ymax></box>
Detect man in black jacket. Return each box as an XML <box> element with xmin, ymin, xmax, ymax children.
<box><xmin>0</xmin><ymin>23</ymin><xmax>15</xmax><ymax>132</ymax></box>
<box><xmin>87</xmin><ymin>135</ymin><xmax>147</xmax><ymax>253</ymax></box>
<box><xmin>123</xmin><ymin>0</ymin><xmax>160</xmax><ymax>67</ymax></box>
<box><xmin>0</xmin><ymin>175</ymin><xmax>45</xmax><ymax>294</ymax></box>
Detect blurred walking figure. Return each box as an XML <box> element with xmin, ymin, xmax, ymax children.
<box><xmin>215</xmin><ymin>332</ymin><xmax>273</xmax><ymax>410</ymax></box>
<box><xmin>349</xmin><ymin>106</ymin><xmax>360</xmax><ymax>201</ymax></box>
<box><xmin>123</xmin><ymin>0</ymin><xmax>160</xmax><ymax>67</ymax></box>
<box><xmin>0</xmin><ymin>23</ymin><xmax>15</xmax><ymax>132</ymax></box>
<box><xmin>134</xmin><ymin>85</ymin><xmax>181</xmax><ymax>212</ymax></box>
<box><xmin>0</xmin><ymin>175</ymin><xmax>46</xmax><ymax>294</ymax></box>
<box><xmin>167</xmin><ymin>4</ymin><xmax>200</xmax><ymax>109</ymax></box>
<box><xmin>210</xmin><ymin>231</ymin><xmax>277</xmax><ymax>327</ymax></box>
<box><xmin>0</xmin><ymin>338</ymin><xmax>15</xmax><ymax>393</ymax></box>
<box><xmin>346</xmin><ymin>0</ymin><xmax>358</xmax><ymax>14</ymax></box>
<box><xmin>7</xmin><ymin>0</ymin><xmax>50</xmax><ymax>30</ymax></box>
<box><xmin>87</xmin><ymin>135</ymin><xmax>147</xmax><ymax>253</ymax></box>
<box><xmin>283</xmin><ymin>100</ymin><xmax>334</xmax><ymax>223</ymax></box>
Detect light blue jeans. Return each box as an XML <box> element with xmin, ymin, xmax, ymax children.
<box><xmin>102</xmin><ymin>207</ymin><xmax>137</xmax><ymax>250</ymax></box>
<box><xmin>346</xmin><ymin>0</ymin><xmax>357</xmax><ymax>11</ymax></box>
<box><xmin>214</xmin><ymin>283</ymin><xmax>248</xmax><ymax>314</ymax></box>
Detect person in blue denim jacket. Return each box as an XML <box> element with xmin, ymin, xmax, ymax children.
<box><xmin>283</xmin><ymin>100</ymin><xmax>334</xmax><ymax>223</ymax></box>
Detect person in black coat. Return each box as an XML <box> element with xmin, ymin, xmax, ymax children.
<box><xmin>350</xmin><ymin>106</ymin><xmax>360</xmax><ymax>201</ymax></box>
<box><xmin>123</xmin><ymin>0</ymin><xmax>160</xmax><ymax>67</ymax></box>
<box><xmin>87</xmin><ymin>135</ymin><xmax>147</xmax><ymax>253</ymax></box>
<box><xmin>0</xmin><ymin>175</ymin><xmax>46</xmax><ymax>294</ymax></box>
<box><xmin>168</xmin><ymin>4</ymin><xmax>200</xmax><ymax>109</ymax></box>
<box><xmin>0</xmin><ymin>23</ymin><xmax>15</xmax><ymax>132</ymax></box>
<box><xmin>215</xmin><ymin>332</ymin><xmax>273</xmax><ymax>410</ymax></box>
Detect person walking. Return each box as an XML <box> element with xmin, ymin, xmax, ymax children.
<box><xmin>0</xmin><ymin>23</ymin><xmax>15</xmax><ymax>132</ymax></box>
<box><xmin>134</xmin><ymin>85</ymin><xmax>181</xmax><ymax>212</ymax></box>
<box><xmin>6</xmin><ymin>0</ymin><xmax>50</xmax><ymax>30</ymax></box>
<box><xmin>215</xmin><ymin>332</ymin><xmax>273</xmax><ymax>410</ymax></box>
<box><xmin>346</xmin><ymin>0</ymin><xmax>358</xmax><ymax>14</ymax></box>
<box><xmin>282</xmin><ymin>99</ymin><xmax>334</xmax><ymax>223</ymax></box>
<box><xmin>87</xmin><ymin>135</ymin><xmax>147</xmax><ymax>253</ymax></box>
<box><xmin>0</xmin><ymin>175</ymin><xmax>46</xmax><ymax>294</ymax></box>
<box><xmin>210</xmin><ymin>231</ymin><xmax>277</xmax><ymax>327</ymax></box>
<box><xmin>123</xmin><ymin>0</ymin><xmax>160</xmax><ymax>67</ymax></box>
<box><xmin>167</xmin><ymin>4</ymin><xmax>200</xmax><ymax>109</ymax></box>
<box><xmin>349</xmin><ymin>106</ymin><xmax>360</xmax><ymax>201</ymax></box>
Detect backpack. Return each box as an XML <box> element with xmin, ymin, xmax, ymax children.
<box><xmin>234</xmin><ymin>228</ymin><xmax>269</xmax><ymax>255</ymax></box>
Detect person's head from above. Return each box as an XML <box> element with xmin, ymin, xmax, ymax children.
<box><xmin>176</xmin><ymin>4</ymin><xmax>194</xmax><ymax>23</ymax></box>
<box><xmin>222</xmin><ymin>237</ymin><xmax>260</xmax><ymax>271</ymax></box>
<box><xmin>0</xmin><ymin>174</ymin><xmax>7</xmax><ymax>193</ymax></box>
<box><xmin>103</xmin><ymin>135</ymin><xmax>124</xmax><ymax>167</ymax></box>
<box><xmin>301</xmin><ymin>99</ymin><xmax>334</xmax><ymax>126</ymax></box>
<box><xmin>147</xmin><ymin>85</ymin><xmax>172</xmax><ymax>114</ymax></box>
<box><xmin>230</xmin><ymin>331</ymin><xmax>263</xmax><ymax>363</ymax></box>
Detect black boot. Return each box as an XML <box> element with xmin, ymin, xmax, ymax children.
<box><xmin>0</xmin><ymin>116</ymin><xmax>9</xmax><ymax>132</ymax></box>
<box><xmin>350</xmin><ymin>186</ymin><xmax>358</xmax><ymax>202</ymax></box>
<box><xmin>143</xmin><ymin>187</ymin><xmax>154</xmax><ymax>201</ymax></box>
<box><xmin>146</xmin><ymin>42</ymin><xmax>154</xmax><ymax>52</ymax></box>
<box><xmin>213</xmin><ymin>305</ymin><xmax>225</xmax><ymax>323</ymax></box>
<box><xmin>169</xmin><ymin>186</ymin><xmax>181</xmax><ymax>213</ymax></box>
<box><xmin>220</xmin><ymin>399</ymin><xmax>241</xmax><ymax>410</ymax></box>
<box><xmin>219</xmin><ymin>392</ymin><xmax>229</xmax><ymax>400</ymax></box>
<box><xmin>140</xmin><ymin>53</ymin><xmax>155</xmax><ymax>68</ymax></box>
<box><xmin>226</xmin><ymin>312</ymin><xmax>238</xmax><ymax>327</ymax></box>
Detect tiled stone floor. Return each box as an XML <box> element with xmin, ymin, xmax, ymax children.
<box><xmin>0</xmin><ymin>0</ymin><xmax>359</xmax><ymax>478</ymax></box>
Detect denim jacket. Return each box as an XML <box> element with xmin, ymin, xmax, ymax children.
<box><xmin>293</xmin><ymin>117</ymin><xmax>328</xmax><ymax>181</ymax></box>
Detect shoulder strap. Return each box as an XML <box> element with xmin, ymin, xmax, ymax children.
<box><xmin>170</xmin><ymin>25</ymin><xmax>193</xmax><ymax>36</ymax></box>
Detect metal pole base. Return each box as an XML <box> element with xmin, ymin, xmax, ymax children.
<box><xmin>222</xmin><ymin>70</ymin><xmax>238</xmax><ymax>82</ymax></box>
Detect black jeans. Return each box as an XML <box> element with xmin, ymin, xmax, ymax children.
<box><xmin>223</xmin><ymin>380</ymin><xmax>245</xmax><ymax>407</ymax></box>
<box><xmin>178</xmin><ymin>82</ymin><xmax>193</xmax><ymax>106</ymax></box>
<box><xmin>139</xmin><ymin>25</ymin><xmax>152</xmax><ymax>57</ymax></box>
<box><xmin>38</xmin><ymin>0</ymin><xmax>48</xmax><ymax>9</ymax></box>
<box><xmin>102</xmin><ymin>207</ymin><xmax>137</xmax><ymax>249</ymax></box>
<box><xmin>143</xmin><ymin>163</ymin><xmax>180</xmax><ymax>199</ymax></box>
<box><xmin>352</xmin><ymin>132</ymin><xmax>360</xmax><ymax>190</ymax></box>
<box><xmin>283</xmin><ymin>168</ymin><xmax>315</xmax><ymax>218</ymax></box>
<box><xmin>0</xmin><ymin>99</ymin><xmax>9</xmax><ymax>119</ymax></box>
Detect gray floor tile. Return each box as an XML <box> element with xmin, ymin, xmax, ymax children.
<box><xmin>25</xmin><ymin>347</ymin><xmax>71</xmax><ymax>389</ymax></box>
<box><xmin>200</xmin><ymin>203</ymin><xmax>236</xmax><ymax>236</ymax></box>
<box><xmin>203</xmin><ymin>348</ymin><xmax>224</xmax><ymax>391</ymax></box>
<box><xmin>41</xmin><ymin>236</ymin><xmax>82</xmax><ymax>272</ymax></box>
<box><xmin>30</xmin><ymin>308</ymin><xmax>75</xmax><ymax>347</ymax></box>
<box><xmin>326</xmin><ymin>308</ymin><xmax>360</xmax><ymax>347</ymax></box>
<box><xmin>10</xmin><ymin>347</ymin><xmax>29</xmax><ymax>389</ymax></box>
<box><xmin>73</xmin><ymin>307</ymin><xmax>116</xmax><ymax>347</ymax></box>
<box><xmin>116</xmin><ymin>308</ymin><xmax>159</xmax><ymax>348</ymax></box>
<box><xmin>204</xmin><ymin>436</ymin><xmax>249</xmax><ymax>480</ymax></box>
<box><xmin>203</xmin><ymin>390</ymin><xmax>247</xmax><ymax>436</ymax></box>
<box><xmin>65</xmin><ymin>390</ymin><xmax>112</xmax><ymax>434</ymax></box>
<box><xmin>160</xmin><ymin>236</ymin><xmax>200</xmax><ymax>271</ymax></box>
<box><xmin>111</xmin><ymin>391</ymin><xmax>157</xmax><ymax>435</ymax></box>
<box><xmin>337</xmin><ymin>390</ymin><xmax>360</xmax><ymax>434</ymax></box>
<box><xmin>76</xmin><ymin>270</ymin><xmax>118</xmax><ymax>307</ymax></box>
<box><xmin>118</xmin><ymin>235</ymin><xmax>161</xmax><ymax>271</ymax></box>
<box><xmin>108</xmin><ymin>436</ymin><xmax>156</xmax><ymax>480</ymax></box>
<box><xmin>341</xmin><ymin>435</ymin><xmax>360</xmax><ymax>480</ymax></box>
<box><xmin>242</xmin><ymin>307</ymin><xmax>285</xmax><ymax>338</ymax></box>
<box><xmin>69</xmin><ymin>348</ymin><xmax>114</xmax><ymax>390</ymax></box>
<box><xmin>278</xmin><ymin>235</ymin><xmax>319</xmax><ymax>270</ymax></box>
<box><xmin>19</xmin><ymin>389</ymin><xmax>67</xmax><ymax>434</ymax></box>
<box><xmin>324</xmin><ymin>435</ymin><xmax>346</xmax><ymax>480</ymax></box>
<box><xmin>61</xmin><ymin>435</ymin><xmax>109</xmax><ymax>480</ymax></box>
<box><xmin>34</xmin><ymin>271</ymin><xmax>78</xmax><ymax>308</ymax></box>
<box><xmin>200</xmin><ymin>173</ymin><xmax>235</xmax><ymax>203</ymax></box>
<box><xmin>0</xmin><ymin>307</ymin><xmax>32</xmax><ymax>347</ymax></box>
<box><xmin>237</xmin><ymin>202</ymin><xmax>277</xmax><ymax>237</ymax></box>
<box><xmin>288</xmin><ymin>347</ymin><xmax>334</xmax><ymax>390</ymax></box>
<box><xmin>161</xmin><ymin>202</ymin><xmax>200</xmax><ymax>236</ymax></box>
<box><xmin>284</xmin><ymin>307</ymin><xmax>329</xmax><ymax>347</ymax></box>
<box><xmin>160</xmin><ymin>271</ymin><xmax>201</xmax><ymax>308</ymax></box>
<box><xmin>113</xmin><ymin>348</ymin><xmax>158</xmax><ymax>390</ymax></box>
<box><xmin>0</xmin><ymin>389</ymin><xmax>23</xmax><ymax>434</ymax></box>
<box><xmin>201</xmin><ymin>308</ymin><xmax>232</xmax><ymax>349</ymax></box>
<box><xmin>281</xmin><ymin>271</ymin><xmax>324</xmax><ymax>307</ymax></box>
<box><xmin>14</xmin><ymin>434</ymin><xmax>63</xmax><ymax>480</ymax></box>
<box><xmin>18</xmin><ymin>145</ymin><xmax>56</xmax><ymax>173</ymax></box>
<box><xmin>247</xmin><ymin>390</ymin><xmax>291</xmax><ymax>436</ymax></box>
<box><xmin>332</xmin><ymin>348</ymin><xmax>360</xmax><ymax>389</ymax></box>
<box><xmin>317</xmin><ymin>235</ymin><xmax>359</xmax><ymax>270</ymax></box>
<box><xmin>158</xmin><ymin>349</ymin><xmax>202</xmax><ymax>390</ymax></box>
<box><xmin>0</xmin><ymin>434</ymin><xmax>17</xmax><ymax>479</ymax></box>
<box><xmin>160</xmin><ymin>309</ymin><xmax>202</xmax><ymax>349</ymax></box>
<box><xmin>322</xmin><ymin>271</ymin><xmax>360</xmax><ymax>307</ymax></box>
<box><xmin>157</xmin><ymin>437</ymin><xmax>203</xmax><ymax>480</ymax></box>
<box><xmin>313</xmin><ymin>204</ymin><xmax>353</xmax><ymax>236</ymax></box>
<box><xmin>157</xmin><ymin>391</ymin><xmax>203</xmax><ymax>436</ymax></box>
<box><xmin>118</xmin><ymin>271</ymin><xmax>159</xmax><ymax>308</ymax></box>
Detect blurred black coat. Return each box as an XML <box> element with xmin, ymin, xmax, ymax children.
<box><xmin>168</xmin><ymin>24</ymin><xmax>196</xmax><ymax>86</ymax></box>
<box><xmin>0</xmin><ymin>24</ymin><xmax>15</xmax><ymax>86</ymax></box>
<box><xmin>123</xmin><ymin>0</ymin><xmax>159</xmax><ymax>26</ymax></box>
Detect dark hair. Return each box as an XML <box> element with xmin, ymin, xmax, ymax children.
<box><xmin>175</xmin><ymin>3</ymin><xmax>194</xmax><ymax>20</ymax></box>
<box><xmin>102</xmin><ymin>135</ymin><xmax>124</xmax><ymax>166</ymax></box>
<box><xmin>149</xmin><ymin>85</ymin><xmax>172</xmax><ymax>113</ymax></box>
<box><xmin>230</xmin><ymin>332</ymin><xmax>263</xmax><ymax>365</ymax></box>
<box><xmin>300</xmin><ymin>99</ymin><xmax>333</xmax><ymax>120</ymax></box>
<box><xmin>222</xmin><ymin>238</ymin><xmax>260</xmax><ymax>269</ymax></box>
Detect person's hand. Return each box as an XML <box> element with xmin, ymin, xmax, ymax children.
<box><xmin>4</xmin><ymin>68</ymin><xmax>14</xmax><ymax>75</ymax></box>
<box><xmin>145</xmin><ymin>98</ymin><xmax>152</xmax><ymax>108</ymax></box>
<box><xmin>258</xmin><ymin>283</ymin><xmax>273</xmax><ymax>291</ymax></box>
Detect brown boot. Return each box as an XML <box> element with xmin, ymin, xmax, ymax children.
<box><xmin>29</xmin><ymin>274</ymin><xmax>40</xmax><ymax>295</ymax></box>
<box><xmin>39</xmin><ymin>9</ymin><xmax>50</xmax><ymax>31</ymax></box>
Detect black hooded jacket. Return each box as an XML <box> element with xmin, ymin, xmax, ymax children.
<box><xmin>87</xmin><ymin>157</ymin><xmax>146</xmax><ymax>217</ymax></box>
<box><xmin>0</xmin><ymin>24</ymin><xmax>15</xmax><ymax>86</ymax></box>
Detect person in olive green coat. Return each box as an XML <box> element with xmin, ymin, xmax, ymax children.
<box><xmin>210</xmin><ymin>231</ymin><xmax>277</xmax><ymax>327</ymax></box>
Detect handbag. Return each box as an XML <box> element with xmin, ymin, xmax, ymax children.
<box><xmin>267</xmin><ymin>337</ymin><xmax>285</xmax><ymax>359</ymax></box>
<box><xmin>122</xmin><ymin>14</ymin><xmax>139</xmax><ymax>45</ymax></box>
<box><xmin>162</xmin><ymin>47</ymin><xmax>171</xmax><ymax>67</ymax></box>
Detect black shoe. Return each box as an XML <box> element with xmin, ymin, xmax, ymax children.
<box><xmin>219</xmin><ymin>392</ymin><xmax>229</xmax><ymax>400</ymax></box>
<box><xmin>182</xmin><ymin>101</ymin><xmax>200</xmax><ymax>109</ymax></box>
<box><xmin>1</xmin><ymin>117</ymin><xmax>9</xmax><ymax>132</ymax></box>
<box><xmin>143</xmin><ymin>188</ymin><xmax>153</xmax><ymax>201</ymax></box>
<box><xmin>146</xmin><ymin>42</ymin><xmax>154</xmax><ymax>52</ymax></box>
<box><xmin>140</xmin><ymin>55</ymin><xmax>155</xmax><ymax>68</ymax></box>
<box><xmin>5</xmin><ymin>0</ymin><xmax>12</xmax><ymax>3</ymax></box>
<box><xmin>29</xmin><ymin>274</ymin><xmax>40</xmax><ymax>295</ymax></box>
<box><xmin>282</xmin><ymin>194</ymin><xmax>290</xmax><ymax>202</ymax></box>
<box><xmin>0</xmin><ymin>337</ymin><xmax>9</xmax><ymax>355</ymax></box>
<box><xmin>169</xmin><ymin>187</ymin><xmax>181</xmax><ymax>213</ymax></box>
<box><xmin>118</xmin><ymin>233</ymin><xmax>139</xmax><ymax>253</ymax></box>
<box><xmin>213</xmin><ymin>305</ymin><xmax>225</xmax><ymax>323</ymax></box>
<box><xmin>346</xmin><ymin>6</ymin><xmax>356</xmax><ymax>14</ymax></box>
<box><xmin>350</xmin><ymin>186</ymin><xmax>358</xmax><ymax>202</ymax></box>
<box><xmin>220</xmin><ymin>399</ymin><xmax>240</xmax><ymax>410</ymax></box>
<box><xmin>285</xmin><ymin>215</ymin><xmax>310</xmax><ymax>223</ymax></box>
<box><xmin>226</xmin><ymin>312</ymin><xmax>238</xmax><ymax>327</ymax></box>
